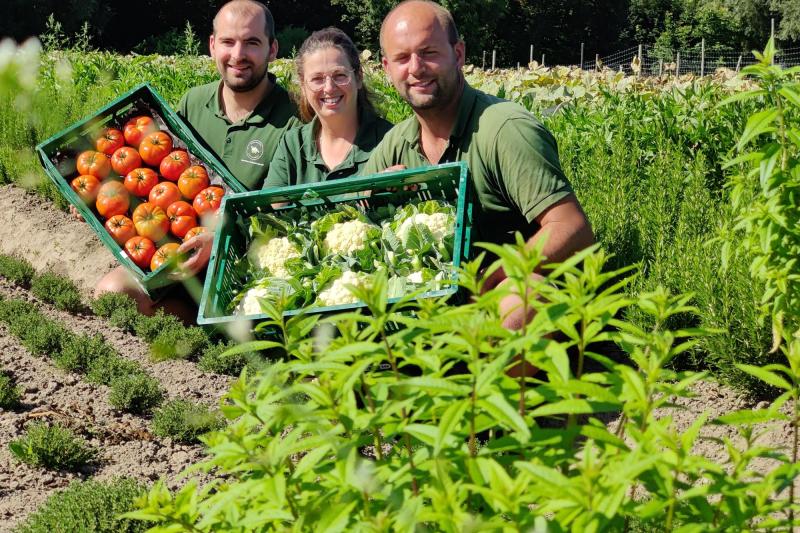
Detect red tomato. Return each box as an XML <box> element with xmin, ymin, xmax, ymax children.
<box><xmin>125</xmin><ymin>236</ymin><xmax>156</xmax><ymax>270</ymax></box>
<box><xmin>104</xmin><ymin>214</ymin><xmax>137</xmax><ymax>245</ymax></box>
<box><xmin>111</xmin><ymin>147</ymin><xmax>142</xmax><ymax>176</ymax></box>
<box><xmin>123</xmin><ymin>168</ymin><xmax>159</xmax><ymax>197</ymax></box>
<box><xmin>95</xmin><ymin>181</ymin><xmax>130</xmax><ymax>219</ymax></box>
<box><xmin>70</xmin><ymin>174</ymin><xmax>100</xmax><ymax>204</ymax></box>
<box><xmin>177</xmin><ymin>165</ymin><xmax>210</xmax><ymax>200</ymax></box>
<box><xmin>139</xmin><ymin>131</ymin><xmax>173</xmax><ymax>166</ymax></box>
<box><xmin>76</xmin><ymin>151</ymin><xmax>111</xmax><ymax>179</ymax></box>
<box><xmin>166</xmin><ymin>200</ymin><xmax>197</xmax><ymax>239</ymax></box>
<box><xmin>159</xmin><ymin>150</ymin><xmax>191</xmax><ymax>181</ymax></box>
<box><xmin>123</xmin><ymin>116</ymin><xmax>157</xmax><ymax>147</ymax></box>
<box><xmin>148</xmin><ymin>181</ymin><xmax>182</xmax><ymax>211</ymax></box>
<box><xmin>132</xmin><ymin>202</ymin><xmax>169</xmax><ymax>242</ymax></box>
<box><xmin>182</xmin><ymin>225</ymin><xmax>207</xmax><ymax>242</ymax></box>
<box><xmin>193</xmin><ymin>186</ymin><xmax>225</xmax><ymax>216</ymax></box>
<box><xmin>150</xmin><ymin>242</ymin><xmax>181</xmax><ymax>272</ymax></box>
<box><xmin>95</xmin><ymin>128</ymin><xmax>124</xmax><ymax>156</ymax></box>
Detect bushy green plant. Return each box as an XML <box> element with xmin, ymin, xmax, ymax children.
<box><xmin>150</xmin><ymin>325</ymin><xmax>210</xmax><ymax>362</ymax></box>
<box><xmin>133</xmin><ymin>310</ymin><xmax>183</xmax><ymax>343</ymax></box>
<box><xmin>91</xmin><ymin>292</ymin><xmax>137</xmax><ymax>319</ymax></box>
<box><xmin>19</xmin><ymin>319</ymin><xmax>70</xmax><ymax>358</ymax></box>
<box><xmin>0</xmin><ymin>371</ymin><xmax>21</xmax><ymax>409</ymax></box>
<box><xmin>55</xmin><ymin>333</ymin><xmax>116</xmax><ymax>374</ymax></box>
<box><xmin>198</xmin><ymin>341</ymin><xmax>268</xmax><ymax>376</ymax></box>
<box><xmin>151</xmin><ymin>399</ymin><xmax>224</xmax><ymax>444</ymax></box>
<box><xmin>129</xmin><ymin>244</ymin><xmax>800</xmax><ymax>531</ymax></box>
<box><xmin>0</xmin><ymin>254</ymin><xmax>35</xmax><ymax>286</ymax></box>
<box><xmin>9</xmin><ymin>422</ymin><xmax>95</xmax><ymax>471</ymax></box>
<box><xmin>86</xmin><ymin>355</ymin><xmax>142</xmax><ymax>387</ymax></box>
<box><xmin>109</xmin><ymin>373</ymin><xmax>164</xmax><ymax>414</ymax></box>
<box><xmin>14</xmin><ymin>477</ymin><xmax>151</xmax><ymax>533</ymax></box>
<box><xmin>30</xmin><ymin>272</ymin><xmax>83</xmax><ymax>313</ymax></box>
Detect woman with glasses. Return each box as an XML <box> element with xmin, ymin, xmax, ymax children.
<box><xmin>262</xmin><ymin>27</ymin><xmax>392</xmax><ymax>188</ymax></box>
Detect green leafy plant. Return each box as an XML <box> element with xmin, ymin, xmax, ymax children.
<box><xmin>0</xmin><ymin>254</ymin><xmax>36</xmax><ymax>287</ymax></box>
<box><xmin>14</xmin><ymin>477</ymin><xmax>151</xmax><ymax>533</ymax></box>
<box><xmin>0</xmin><ymin>371</ymin><xmax>21</xmax><ymax>410</ymax></box>
<box><xmin>129</xmin><ymin>242</ymin><xmax>800</xmax><ymax>531</ymax></box>
<box><xmin>91</xmin><ymin>292</ymin><xmax>136</xmax><ymax>318</ymax></box>
<box><xmin>109</xmin><ymin>373</ymin><xmax>164</xmax><ymax>414</ymax></box>
<box><xmin>30</xmin><ymin>272</ymin><xmax>83</xmax><ymax>313</ymax></box>
<box><xmin>86</xmin><ymin>355</ymin><xmax>142</xmax><ymax>387</ymax></box>
<box><xmin>55</xmin><ymin>333</ymin><xmax>115</xmax><ymax>374</ymax></box>
<box><xmin>151</xmin><ymin>399</ymin><xmax>225</xmax><ymax>444</ymax></box>
<box><xmin>198</xmin><ymin>341</ymin><xmax>268</xmax><ymax>376</ymax></box>
<box><xmin>150</xmin><ymin>325</ymin><xmax>209</xmax><ymax>362</ymax></box>
<box><xmin>9</xmin><ymin>422</ymin><xmax>95</xmax><ymax>471</ymax></box>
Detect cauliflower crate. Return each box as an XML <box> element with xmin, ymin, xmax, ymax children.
<box><xmin>198</xmin><ymin>162</ymin><xmax>473</xmax><ymax>326</ymax></box>
<box><xmin>35</xmin><ymin>83</ymin><xmax>247</xmax><ymax>294</ymax></box>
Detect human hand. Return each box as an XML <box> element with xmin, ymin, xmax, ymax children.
<box><xmin>480</xmin><ymin>265</ymin><xmax>507</xmax><ymax>294</ymax></box>
<box><xmin>69</xmin><ymin>204</ymin><xmax>85</xmax><ymax>222</ymax></box>
<box><xmin>171</xmin><ymin>232</ymin><xmax>213</xmax><ymax>280</ymax></box>
<box><xmin>381</xmin><ymin>164</ymin><xmax>407</xmax><ymax>173</ymax></box>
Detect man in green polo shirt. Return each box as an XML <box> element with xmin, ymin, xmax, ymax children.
<box><xmin>94</xmin><ymin>0</ymin><xmax>299</xmax><ymax>321</ymax></box>
<box><xmin>363</xmin><ymin>1</ymin><xmax>594</xmax><ymax>346</ymax></box>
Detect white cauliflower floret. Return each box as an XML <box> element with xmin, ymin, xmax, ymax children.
<box><xmin>318</xmin><ymin>271</ymin><xmax>371</xmax><ymax>306</ymax></box>
<box><xmin>407</xmin><ymin>270</ymin><xmax>424</xmax><ymax>284</ymax></box>
<box><xmin>397</xmin><ymin>212</ymin><xmax>451</xmax><ymax>247</ymax></box>
<box><xmin>323</xmin><ymin>220</ymin><xmax>374</xmax><ymax>255</ymax></box>
<box><xmin>235</xmin><ymin>286</ymin><xmax>271</xmax><ymax>316</ymax></box>
<box><xmin>248</xmin><ymin>236</ymin><xmax>300</xmax><ymax>278</ymax></box>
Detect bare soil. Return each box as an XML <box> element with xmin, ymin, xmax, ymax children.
<box><xmin>0</xmin><ymin>183</ymin><xmax>795</xmax><ymax>529</ymax></box>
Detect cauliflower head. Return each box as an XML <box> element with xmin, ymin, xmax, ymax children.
<box><xmin>234</xmin><ymin>286</ymin><xmax>272</xmax><ymax>316</ymax></box>
<box><xmin>247</xmin><ymin>236</ymin><xmax>300</xmax><ymax>278</ymax></box>
<box><xmin>317</xmin><ymin>271</ymin><xmax>371</xmax><ymax>306</ymax></box>
<box><xmin>323</xmin><ymin>220</ymin><xmax>375</xmax><ymax>256</ymax></box>
<box><xmin>397</xmin><ymin>212</ymin><xmax>451</xmax><ymax>247</ymax></box>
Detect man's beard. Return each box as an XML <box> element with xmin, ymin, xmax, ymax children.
<box><xmin>403</xmin><ymin>71</ymin><xmax>459</xmax><ymax>111</ymax></box>
<box><xmin>223</xmin><ymin>62</ymin><xmax>269</xmax><ymax>93</ymax></box>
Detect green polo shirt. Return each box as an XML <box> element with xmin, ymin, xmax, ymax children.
<box><xmin>262</xmin><ymin>109</ymin><xmax>392</xmax><ymax>189</ymax></box>
<box><xmin>177</xmin><ymin>74</ymin><xmax>301</xmax><ymax>190</ymax></box>
<box><xmin>362</xmin><ymin>83</ymin><xmax>573</xmax><ymax>246</ymax></box>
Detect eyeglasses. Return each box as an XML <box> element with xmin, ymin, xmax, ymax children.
<box><xmin>304</xmin><ymin>69</ymin><xmax>353</xmax><ymax>91</ymax></box>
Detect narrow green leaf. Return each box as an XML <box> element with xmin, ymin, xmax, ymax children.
<box><xmin>713</xmin><ymin>408</ymin><xmax>787</xmax><ymax>425</ymax></box>
<box><xmin>734</xmin><ymin>364</ymin><xmax>792</xmax><ymax>390</ymax></box>
<box><xmin>435</xmin><ymin>400</ymin><xmax>469</xmax><ymax>455</ymax></box>
<box><xmin>737</xmin><ymin>108</ymin><xmax>779</xmax><ymax>151</ymax></box>
<box><xmin>477</xmin><ymin>394</ymin><xmax>531</xmax><ymax>441</ymax></box>
<box><xmin>404</xmin><ymin>423</ymin><xmax>438</xmax><ymax>446</ymax></box>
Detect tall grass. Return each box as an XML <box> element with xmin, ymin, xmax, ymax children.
<box><xmin>0</xmin><ymin>48</ymin><xmax>780</xmax><ymax>396</ymax></box>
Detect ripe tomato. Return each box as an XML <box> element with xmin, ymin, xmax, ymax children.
<box><xmin>76</xmin><ymin>150</ymin><xmax>111</xmax><ymax>179</ymax></box>
<box><xmin>70</xmin><ymin>174</ymin><xmax>101</xmax><ymax>204</ymax></box>
<box><xmin>125</xmin><ymin>236</ymin><xmax>156</xmax><ymax>270</ymax></box>
<box><xmin>111</xmin><ymin>146</ymin><xmax>142</xmax><ymax>176</ymax></box>
<box><xmin>159</xmin><ymin>150</ymin><xmax>191</xmax><ymax>181</ymax></box>
<box><xmin>124</xmin><ymin>168</ymin><xmax>159</xmax><ymax>197</ymax></box>
<box><xmin>166</xmin><ymin>200</ymin><xmax>197</xmax><ymax>239</ymax></box>
<box><xmin>132</xmin><ymin>202</ymin><xmax>169</xmax><ymax>242</ymax></box>
<box><xmin>139</xmin><ymin>131</ymin><xmax>173</xmax><ymax>166</ymax></box>
<box><xmin>182</xmin><ymin>225</ymin><xmax>207</xmax><ymax>242</ymax></box>
<box><xmin>177</xmin><ymin>165</ymin><xmax>210</xmax><ymax>200</ymax></box>
<box><xmin>150</xmin><ymin>242</ymin><xmax>181</xmax><ymax>272</ymax></box>
<box><xmin>95</xmin><ymin>181</ymin><xmax>130</xmax><ymax>219</ymax></box>
<box><xmin>193</xmin><ymin>186</ymin><xmax>225</xmax><ymax>216</ymax></box>
<box><xmin>148</xmin><ymin>181</ymin><xmax>182</xmax><ymax>211</ymax></box>
<box><xmin>104</xmin><ymin>214</ymin><xmax>137</xmax><ymax>245</ymax></box>
<box><xmin>123</xmin><ymin>116</ymin><xmax>157</xmax><ymax>147</ymax></box>
<box><xmin>95</xmin><ymin>128</ymin><xmax>124</xmax><ymax>155</ymax></box>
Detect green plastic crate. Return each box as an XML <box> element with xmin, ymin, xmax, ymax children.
<box><xmin>35</xmin><ymin>83</ymin><xmax>247</xmax><ymax>294</ymax></box>
<box><xmin>198</xmin><ymin>162</ymin><xmax>473</xmax><ymax>326</ymax></box>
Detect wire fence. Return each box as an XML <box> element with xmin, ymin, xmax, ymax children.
<box><xmin>595</xmin><ymin>44</ymin><xmax>800</xmax><ymax>76</ymax></box>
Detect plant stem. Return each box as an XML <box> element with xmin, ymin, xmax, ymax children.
<box><xmin>360</xmin><ymin>377</ymin><xmax>384</xmax><ymax>461</ymax></box>
<box><xmin>790</xmin><ymin>388</ymin><xmax>798</xmax><ymax>526</ymax></box>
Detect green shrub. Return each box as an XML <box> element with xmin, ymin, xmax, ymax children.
<box><xmin>86</xmin><ymin>355</ymin><xmax>142</xmax><ymax>386</ymax></box>
<box><xmin>151</xmin><ymin>399</ymin><xmax>224</xmax><ymax>444</ymax></box>
<box><xmin>9</xmin><ymin>422</ymin><xmax>95</xmax><ymax>471</ymax></box>
<box><xmin>109</xmin><ymin>372</ymin><xmax>163</xmax><ymax>414</ymax></box>
<box><xmin>14</xmin><ymin>477</ymin><xmax>151</xmax><ymax>533</ymax></box>
<box><xmin>109</xmin><ymin>305</ymin><xmax>141</xmax><ymax>333</ymax></box>
<box><xmin>198</xmin><ymin>341</ymin><xmax>267</xmax><ymax>376</ymax></box>
<box><xmin>0</xmin><ymin>371</ymin><xmax>21</xmax><ymax>409</ymax></box>
<box><xmin>91</xmin><ymin>292</ymin><xmax>137</xmax><ymax>319</ymax></box>
<box><xmin>19</xmin><ymin>319</ymin><xmax>70</xmax><ymax>358</ymax></box>
<box><xmin>0</xmin><ymin>298</ymin><xmax>36</xmax><ymax>325</ymax></box>
<box><xmin>31</xmin><ymin>272</ymin><xmax>83</xmax><ymax>313</ymax></box>
<box><xmin>150</xmin><ymin>325</ymin><xmax>210</xmax><ymax>361</ymax></box>
<box><xmin>0</xmin><ymin>254</ymin><xmax>35</xmax><ymax>286</ymax></box>
<box><xmin>55</xmin><ymin>333</ymin><xmax>116</xmax><ymax>374</ymax></box>
<box><xmin>133</xmin><ymin>310</ymin><xmax>183</xmax><ymax>343</ymax></box>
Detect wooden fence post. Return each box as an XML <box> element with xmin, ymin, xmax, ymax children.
<box><xmin>541</xmin><ymin>53</ymin><xmax>545</xmax><ymax>67</ymax></box>
<box><xmin>638</xmin><ymin>44</ymin><xmax>643</xmax><ymax>77</ymax></box>
<box><xmin>676</xmin><ymin>51</ymin><xmax>681</xmax><ymax>76</ymax></box>
<box><xmin>659</xmin><ymin>59</ymin><xmax>663</xmax><ymax>76</ymax></box>
<box><xmin>580</xmin><ymin>42</ymin><xmax>584</xmax><ymax>70</ymax></box>
<box><xmin>482</xmin><ymin>50</ymin><xmax>486</xmax><ymax>70</ymax></box>
<box><xmin>700</xmin><ymin>38</ymin><xmax>705</xmax><ymax>76</ymax></box>
<box><xmin>595</xmin><ymin>53</ymin><xmax>600</xmax><ymax>72</ymax></box>
<box><xmin>491</xmin><ymin>49</ymin><xmax>496</xmax><ymax>70</ymax></box>
<box><xmin>736</xmin><ymin>54</ymin><xmax>742</xmax><ymax>72</ymax></box>
<box><xmin>529</xmin><ymin>44</ymin><xmax>533</xmax><ymax>64</ymax></box>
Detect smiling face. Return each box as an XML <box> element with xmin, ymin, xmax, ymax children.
<box><xmin>380</xmin><ymin>2</ymin><xmax>464</xmax><ymax>111</ymax></box>
<box><xmin>209</xmin><ymin>6</ymin><xmax>277</xmax><ymax>93</ymax></box>
<box><xmin>300</xmin><ymin>46</ymin><xmax>361</xmax><ymax>124</ymax></box>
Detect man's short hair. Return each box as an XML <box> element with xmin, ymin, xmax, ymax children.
<box><xmin>213</xmin><ymin>0</ymin><xmax>276</xmax><ymax>43</ymax></box>
<box><xmin>380</xmin><ymin>0</ymin><xmax>460</xmax><ymax>53</ymax></box>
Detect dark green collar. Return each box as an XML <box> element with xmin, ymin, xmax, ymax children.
<box><xmin>300</xmin><ymin>108</ymin><xmax>381</xmax><ymax>168</ymax></box>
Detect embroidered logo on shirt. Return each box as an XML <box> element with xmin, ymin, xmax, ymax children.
<box><xmin>245</xmin><ymin>140</ymin><xmax>264</xmax><ymax>161</ymax></box>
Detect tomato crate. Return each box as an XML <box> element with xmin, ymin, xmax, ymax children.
<box><xmin>35</xmin><ymin>83</ymin><xmax>247</xmax><ymax>294</ymax></box>
<box><xmin>197</xmin><ymin>162</ymin><xmax>473</xmax><ymax>327</ymax></box>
